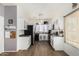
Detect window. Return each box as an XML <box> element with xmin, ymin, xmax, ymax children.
<box><xmin>64</xmin><ymin>8</ymin><xmax>79</xmax><ymax>48</ymax></box>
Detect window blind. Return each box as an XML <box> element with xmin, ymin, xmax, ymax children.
<box><xmin>65</xmin><ymin>9</ymin><xmax>79</xmax><ymax>48</ymax></box>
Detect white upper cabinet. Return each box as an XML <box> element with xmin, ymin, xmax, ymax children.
<box><xmin>17</xmin><ymin>18</ymin><xmax>25</xmax><ymax>30</ymax></box>
<box><xmin>43</xmin><ymin>25</ymin><xmax>49</xmax><ymax>32</ymax></box>
<box><xmin>35</xmin><ymin>25</ymin><xmax>40</xmax><ymax>33</ymax></box>
<box><xmin>35</xmin><ymin>24</ymin><xmax>49</xmax><ymax>33</ymax></box>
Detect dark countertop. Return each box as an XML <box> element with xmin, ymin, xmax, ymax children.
<box><xmin>50</xmin><ymin>33</ymin><xmax>64</xmax><ymax>37</ymax></box>
<box><xmin>19</xmin><ymin>34</ymin><xmax>30</xmax><ymax>37</ymax></box>
<box><xmin>35</xmin><ymin>32</ymin><xmax>48</xmax><ymax>34</ymax></box>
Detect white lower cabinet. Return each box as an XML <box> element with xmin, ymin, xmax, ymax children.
<box><xmin>39</xmin><ymin>34</ymin><xmax>48</xmax><ymax>41</ymax></box>
<box><xmin>39</xmin><ymin>34</ymin><xmax>42</xmax><ymax>41</ymax></box>
<box><xmin>19</xmin><ymin>36</ymin><xmax>31</xmax><ymax>50</ymax></box>
<box><xmin>51</xmin><ymin>36</ymin><xmax>64</xmax><ymax>51</ymax></box>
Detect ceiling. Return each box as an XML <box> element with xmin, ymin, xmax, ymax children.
<box><xmin>17</xmin><ymin>3</ymin><xmax>72</xmax><ymax>19</ymax></box>
<box><xmin>2</xmin><ymin>3</ymin><xmax>72</xmax><ymax>20</ymax></box>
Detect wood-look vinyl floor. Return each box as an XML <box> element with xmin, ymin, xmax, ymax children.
<box><xmin>0</xmin><ymin>41</ymin><xmax>68</xmax><ymax>56</ymax></box>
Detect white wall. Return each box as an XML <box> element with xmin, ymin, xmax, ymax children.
<box><xmin>0</xmin><ymin>4</ymin><xmax>4</xmax><ymax>53</ymax></box>
<box><xmin>17</xmin><ymin>3</ymin><xmax>28</xmax><ymax>50</ymax></box>
<box><xmin>16</xmin><ymin>3</ymin><xmax>26</xmax><ymax>50</ymax></box>
<box><xmin>17</xmin><ymin>18</ymin><xmax>25</xmax><ymax>50</ymax></box>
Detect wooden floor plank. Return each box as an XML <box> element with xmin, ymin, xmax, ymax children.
<box><xmin>0</xmin><ymin>41</ymin><xmax>68</xmax><ymax>56</ymax></box>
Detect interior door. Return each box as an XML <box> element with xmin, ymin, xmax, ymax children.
<box><xmin>4</xmin><ymin>6</ymin><xmax>17</xmax><ymax>52</ymax></box>
<box><xmin>4</xmin><ymin>31</ymin><xmax>16</xmax><ymax>51</ymax></box>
